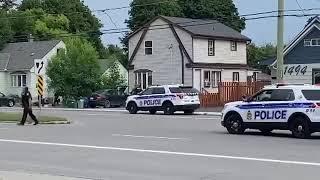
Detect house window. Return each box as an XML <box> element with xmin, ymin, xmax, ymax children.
<box><xmin>134</xmin><ymin>70</ymin><xmax>153</xmax><ymax>89</ymax></box>
<box><xmin>208</xmin><ymin>40</ymin><xmax>215</xmax><ymax>56</ymax></box>
<box><xmin>304</xmin><ymin>39</ymin><xmax>311</xmax><ymax>46</ymax></box>
<box><xmin>231</xmin><ymin>41</ymin><xmax>237</xmax><ymax>51</ymax></box>
<box><xmin>11</xmin><ymin>74</ymin><xmax>27</xmax><ymax>87</ymax></box>
<box><xmin>204</xmin><ymin>71</ymin><xmax>211</xmax><ymax>88</ymax></box>
<box><xmin>145</xmin><ymin>41</ymin><xmax>153</xmax><ymax>55</ymax></box>
<box><xmin>304</xmin><ymin>38</ymin><xmax>320</xmax><ymax>47</ymax></box>
<box><xmin>253</xmin><ymin>72</ymin><xmax>258</xmax><ymax>82</ymax></box>
<box><xmin>212</xmin><ymin>71</ymin><xmax>221</xmax><ymax>87</ymax></box>
<box><xmin>233</xmin><ymin>72</ymin><xmax>240</xmax><ymax>82</ymax></box>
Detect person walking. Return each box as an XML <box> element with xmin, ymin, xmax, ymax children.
<box><xmin>18</xmin><ymin>87</ymin><xmax>39</xmax><ymax>126</ymax></box>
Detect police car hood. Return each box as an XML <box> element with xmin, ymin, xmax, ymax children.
<box><xmin>225</xmin><ymin>101</ymin><xmax>243</xmax><ymax>107</ymax></box>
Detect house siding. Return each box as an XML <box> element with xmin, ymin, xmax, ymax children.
<box><xmin>283</xmin><ymin>63</ymin><xmax>319</xmax><ymax>84</ymax></box>
<box><xmin>0</xmin><ymin>72</ymin><xmax>7</xmax><ymax>94</ymax></box>
<box><xmin>129</xmin><ymin>19</ymin><xmax>184</xmax><ymax>90</ymax></box>
<box><xmin>285</xmin><ymin>27</ymin><xmax>320</xmax><ymax>64</ymax></box>
<box><xmin>129</xmin><ymin>31</ymin><xmax>143</xmax><ymax>59</ymax></box>
<box><xmin>193</xmin><ymin>38</ymin><xmax>247</xmax><ymax>64</ymax></box>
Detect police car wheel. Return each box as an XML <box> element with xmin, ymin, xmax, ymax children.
<box><xmin>290</xmin><ymin>117</ymin><xmax>311</xmax><ymax>139</ymax></box>
<box><xmin>225</xmin><ymin>114</ymin><xmax>245</xmax><ymax>134</ymax></box>
<box><xmin>149</xmin><ymin>110</ymin><xmax>157</xmax><ymax>114</ymax></box>
<box><xmin>163</xmin><ymin>102</ymin><xmax>174</xmax><ymax>115</ymax></box>
<box><xmin>127</xmin><ymin>102</ymin><xmax>138</xmax><ymax>114</ymax></box>
<box><xmin>8</xmin><ymin>100</ymin><xmax>15</xmax><ymax>107</ymax></box>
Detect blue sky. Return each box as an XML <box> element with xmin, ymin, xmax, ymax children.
<box><xmin>83</xmin><ymin>0</ymin><xmax>320</xmax><ymax>46</ymax></box>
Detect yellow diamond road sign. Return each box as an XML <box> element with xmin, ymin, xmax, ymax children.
<box><xmin>37</xmin><ymin>75</ymin><xmax>44</xmax><ymax>96</ymax></box>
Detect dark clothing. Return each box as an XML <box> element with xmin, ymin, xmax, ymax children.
<box><xmin>20</xmin><ymin>108</ymin><xmax>38</xmax><ymax>125</ymax></box>
<box><xmin>20</xmin><ymin>91</ymin><xmax>38</xmax><ymax>125</ymax></box>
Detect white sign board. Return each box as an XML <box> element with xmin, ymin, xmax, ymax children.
<box><xmin>34</xmin><ymin>59</ymin><xmax>46</xmax><ymax>75</ymax></box>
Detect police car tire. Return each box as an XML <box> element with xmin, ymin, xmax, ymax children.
<box><xmin>290</xmin><ymin>117</ymin><xmax>311</xmax><ymax>139</ymax></box>
<box><xmin>149</xmin><ymin>110</ymin><xmax>157</xmax><ymax>114</ymax></box>
<box><xmin>127</xmin><ymin>102</ymin><xmax>138</xmax><ymax>114</ymax></box>
<box><xmin>225</xmin><ymin>114</ymin><xmax>245</xmax><ymax>134</ymax></box>
<box><xmin>163</xmin><ymin>102</ymin><xmax>174</xmax><ymax>115</ymax></box>
<box><xmin>8</xmin><ymin>100</ymin><xmax>15</xmax><ymax>107</ymax></box>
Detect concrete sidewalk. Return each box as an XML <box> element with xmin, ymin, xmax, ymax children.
<box><xmin>1</xmin><ymin>107</ymin><xmax>222</xmax><ymax>116</ymax></box>
<box><xmin>0</xmin><ymin>171</ymin><xmax>92</xmax><ymax>180</ymax></box>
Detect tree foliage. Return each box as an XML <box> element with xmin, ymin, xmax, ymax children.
<box><xmin>104</xmin><ymin>45</ymin><xmax>128</xmax><ymax>68</ymax></box>
<box><xmin>101</xmin><ymin>60</ymin><xmax>126</xmax><ymax>90</ymax></box>
<box><xmin>0</xmin><ymin>0</ymin><xmax>17</xmax><ymax>10</ymax></box>
<box><xmin>179</xmin><ymin>0</ymin><xmax>245</xmax><ymax>32</ymax></box>
<box><xmin>19</xmin><ymin>0</ymin><xmax>105</xmax><ymax>57</ymax></box>
<box><xmin>247</xmin><ymin>43</ymin><xmax>276</xmax><ymax>72</ymax></box>
<box><xmin>0</xmin><ymin>10</ymin><xmax>12</xmax><ymax>49</ymax></box>
<box><xmin>47</xmin><ymin>38</ymin><xmax>100</xmax><ymax>99</ymax></box>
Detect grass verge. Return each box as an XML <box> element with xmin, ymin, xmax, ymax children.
<box><xmin>0</xmin><ymin>112</ymin><xmax>70</xmax><ymax>124</ymax></box>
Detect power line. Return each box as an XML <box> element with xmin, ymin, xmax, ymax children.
<box><xmin>8</xmin><ymin>13</ymin><xmax>320</xmax><ymax>40</ymax></box>
<box><xmin>295</xmin><ymin>0</ymin><xmax>306</xmax><ymax>15</ymax></box>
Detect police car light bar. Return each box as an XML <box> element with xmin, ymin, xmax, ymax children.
<box><xmin>275</xmin><ymin>83</ymin><xmax>309</xmax><ymax>88</ymax></box>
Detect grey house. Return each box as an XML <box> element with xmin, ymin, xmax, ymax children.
<box><xmin>270</xmin><ymin>17</ymin><xmax>320</xmax><ymax>84</ymax></box>
<box><xmin>0</xmin><ymin>40</ymin><xmax>65</xmax><ymax>98</ymax></box>
<box><xmin>128</xmin><ymin>16</ymin><xmax>252</xmax><ymax>92</ymax></box>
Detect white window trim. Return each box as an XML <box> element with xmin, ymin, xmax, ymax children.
<box><xmin>144</xmin><ymin>40</ymin><xmax>153</xmax><ymax>55</ymax></box>
<box><xmin>304</xmin><ymin>38</ymin><xmax>320</xmax><ymax>47</ymax></box>
<box><xmin>231</xmin><ymin>41</ymin><xmax>237</xmax><ymax>51</ymax></box>
<box><xmin>212</xmin><ymin>71</ymin><xmax>221</xmax><ymax>87</ymax></box>
<box><xmin>233</xmin><ymin>72</ymin><xmax>240</xmax><ymax>82</ymax></box>
<box><xmin>208</xmin><ymin>40</ymin><xmax>215</xmax><ymax>56</ymax></box>
<box><xmin>134</xmin><ymin>71</ymin><xmax>153</xmax><ymax>89</ymax></box>
<box><xmin>11</xmin><ymin>74</ymin><xmax>27</xmax><ymax>87</ymax></box>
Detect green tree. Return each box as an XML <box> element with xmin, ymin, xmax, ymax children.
<box><xmin>47</xmin><ymin>38</ymin><xmax>100</xmax><ymax>100</ymax></box>
<box><xmin>126</xmin><ymin>0</ymin><xmax>183</xmax><ymax>31</ymax></box>
<box><xmin>247</xmin><ymin>43</ymin><xmax>276</xmax><ymax>72</ymax></box>
<box><xmin>0</xmin><ymin>10</ymin><xmax>12</xmax><ymax>49</ymax></box>
<box><xmin>105</xmin><ymin>45</ymin><xmax>128</xmax><ymax>68</ymax></box>
<box><xmin>179</xmin><ymin>0</ymin><xmax>245</xmax><ymax>32</ymax></box>
<box><xmin>101</xmin><ymin>60</ymin><xmax>125</xmax><ymax>90</ymax></box>
<box><xmin>19</xmin><ymin>0</ymin><xmax>105</xmax><ymax>57</ymax></box>
<box><xmin>0</xmin><ymin>0</ymin><xmax>17</xmax><ymax>10</ymax></box>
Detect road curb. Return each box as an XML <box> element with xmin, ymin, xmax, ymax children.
<box><xmin>0</xmin><ymin>107</ymin><xmax>222</xmax><ymax>116</ymax></box>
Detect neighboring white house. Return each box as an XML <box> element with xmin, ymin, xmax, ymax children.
<box><xmin>267</xmin><ymin>17</ymin><xmax>320</xmax><ymax>85</ymax></box>
<box><xmin>127</xmin><ymin>16</ymin><xmax>254</xmax><ymax>92</ymax></box>
<box><xmin>0</xmin><ymin>40</ymin><xmax>66</xmax><ymax>99</ymax></box>
<box><xmin>99</xmin><ymin>58</ymin><xmax>128</xmax><ymax>84</ymax></box>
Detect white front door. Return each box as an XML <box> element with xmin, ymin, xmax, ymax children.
<box><xmin>194</xmin><ymin>69</ymin><xmax>201</xmax><ymax>91</ymax></box>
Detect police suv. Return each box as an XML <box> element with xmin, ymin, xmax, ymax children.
<box><xmin>126</xmin><ymin>85</ymin><xmax>200</xmax><ymax>115</ymax></box>
<box><xmin>221</xmin><ymin>84</ymin><xmax>320</xmax><ymax>138</ymax></box>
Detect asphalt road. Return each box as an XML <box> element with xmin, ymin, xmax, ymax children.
<box><xmin>0</xmin><ymin>109</ymin><xmax>320</xmax><ymax>180</ymax></box>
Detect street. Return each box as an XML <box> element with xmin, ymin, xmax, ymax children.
<box><xmin>0</xmin><ymin>109</ymin><xmax>319</xmax><ymax>179</ymax></box>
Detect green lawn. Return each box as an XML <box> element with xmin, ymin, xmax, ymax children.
<box><xmin>0</xmin><ymin>112</ymin><xmax>70</xmax><ymax>124</ymax></box>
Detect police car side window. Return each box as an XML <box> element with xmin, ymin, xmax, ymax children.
<box><xmin>141</xmin><ymin>88</ymin><xmax>153</xmax><ymax>95</ymax></box>
<box><xmin>152</xmin><ymin>88</ymin><xmax>165</xmax><ymax>94</ymax></box>
<box><xmin>252</xmin><ymin>90</ymin><xmax>273</xmax><ymax>102</ymax></box>
<box><xmin>270</xmin><ymin>89</ymin><xmax>295</xmax><ymax>101</ymax></box>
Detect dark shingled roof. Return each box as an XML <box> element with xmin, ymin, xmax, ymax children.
<box><xmin>0</xmin><ymin>53</ymin><xmax>10</xmax><ymax>71</ymax></box>
<box><xmin>0</xmin><ymin>40</ymin><xmax>61</xmax><ymax>71</ymax></box>
<box><xmin>162</xmin><ymin>16</ymin><xmax>251</xmax><ymax>41</ymax></box>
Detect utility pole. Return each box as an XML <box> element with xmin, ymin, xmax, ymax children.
<box><xmin>277</xmin><ymin>0</ymin><xmax>285</xmax><ymax>82</ymax></box>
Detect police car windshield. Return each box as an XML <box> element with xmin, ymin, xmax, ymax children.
<box><xmin>302</xmin><ymin>90</ymin><xmax>320</xmax><ymax>100</ymax></box>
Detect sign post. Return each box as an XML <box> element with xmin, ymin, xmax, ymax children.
<box><xmin>34</xmin><ymin>59</ymin><xmax>46</xmax><ymax>117</ymax></box>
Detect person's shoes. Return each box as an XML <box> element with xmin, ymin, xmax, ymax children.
<box><xmin>17</xmin><ymin>123</ymin><xmax>24</xmax><ymax>126</ymax></box>
<box><xmin>33</xmin><ymin>122</ymin><xmax>39</xmax><ymax>125</ymax></box>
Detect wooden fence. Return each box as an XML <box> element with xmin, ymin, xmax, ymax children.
<box><xmin>200</xmin><ymin>82</ymin><xmax>269</xmax><ymax>107</ymax></box>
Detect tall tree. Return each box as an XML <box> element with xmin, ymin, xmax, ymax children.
<box><xmin>19</xmin><ymin>0</ymin><xmax>105</xmax><ymax>57</ymax></box>
<box><xmin>47</xmin><ymin>38</ymin><xmax>100</xmax><ymax>100</ymax></box>
<box><xmin>0</xmin><ymin>10</ymin><xmax>12</xmax><ymax>49</ymax></box>
<box><xmin>179</xmin><ymin>0</ymin><xmax>245</xmax><ymax>32</ymax></box>
<box><xmin>0</xmin><ymin>0</ymin><xmax>17</xmax><ymax>10</ymax></box>
<box><xmin>126</xmin><ymin>0</ymin><xmax>183</xmax><ymax>31</ymax></box>
<box><xmin>101</xmin><ymin>60</ymin><xmax>126</xmax><ymax>90</ymax></box>
<box><xmin>247</xmin><ymin>43</ymin><xmax>276</xmax><ymax>71</ymax></box>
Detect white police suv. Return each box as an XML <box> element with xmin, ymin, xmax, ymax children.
<box><xmin>221</xmin><ymin>84</ymin><xmax>320</xmax><ymax>138</ymax></box>
<box><xmin>126</xmin><ymin>85</ymin><xmax>200</xmax><ymax>115</ymax></box>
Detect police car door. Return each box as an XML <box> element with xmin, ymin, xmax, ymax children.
<box><xmin>242</xmin><ymin>89</ymin><xmax>274</xmax><ymax>123</ymax></box>
<box><xmin>136</xmin><ymin>88</ymin><xmax>153</xmax><ymax>108</ymax></box>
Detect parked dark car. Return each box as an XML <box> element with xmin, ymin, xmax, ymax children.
<box><xmin>89</xmin><ymin>89</ymin><xmax>128</xmax><ymax>108</ymax></box>
<box><xmin>0</xmin><ymin>92</ymin><xmax>15</xmax><ymax>107</ymax></box>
